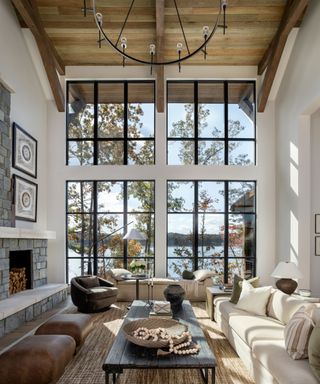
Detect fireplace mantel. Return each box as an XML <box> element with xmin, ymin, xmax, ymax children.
<box><xmin>0</xmin><ymin>227</ymin><xmax>56</xmax><ymax>239</ymax></box>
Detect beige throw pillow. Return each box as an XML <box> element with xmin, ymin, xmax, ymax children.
<box><xmin>284</xmin><ymin>304</ymin><xmax>316</xmax><ymax>359</ymax></box>
<box><xmin>308</xmin><ymin>321</ymin><xmax>320</xmax><ymax>380</ymax></box>
<box><xmin>193</xmin><ymin>269</ymin><xmax>215</xmax><ymax>282</ymax></box>
<box><xmin>229</xmin><ymin>275</ymin><xmax>260</xmax><ymax>304</ymax></box>
<box><xmin>235</xmin><ymin>280</ymin><xmax>272</xmax><ymax>316</ymax></box>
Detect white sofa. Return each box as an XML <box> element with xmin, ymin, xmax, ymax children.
<box><xmin>214</xmin><ymin>289</ymin><xmax>320</xmax><ymax>384</ymax></box>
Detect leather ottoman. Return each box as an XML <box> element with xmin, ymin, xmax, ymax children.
<box><xmin>35</xmin><ymin>313</ymin><xmax>93</xmax><ymax>348</ymax></box>
<box><xmin>0</xmin><ymin>334</ymin><xmax>76</xmax><ymax>384</ymax></box>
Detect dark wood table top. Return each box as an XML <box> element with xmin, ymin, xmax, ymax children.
<box><xmin>103</xmin><ymin>300</ymin><xmax>216</xmax><ymax>371</ymax></box>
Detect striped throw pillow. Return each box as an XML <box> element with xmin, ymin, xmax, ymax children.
<box><xmin>284</xmin><ymin>304</ymin><xmax>316</xmax><ymax>359</ymax></box>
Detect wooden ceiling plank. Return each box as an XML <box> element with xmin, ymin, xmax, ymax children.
<box><xmin>11</xmin><ymin>0</ymin><xmax>65</xmax><ymax>111</ymax></box>
<box><xmin>258</xmin><ymin>0</ymin><xmax>309</xmax><ymax>112</ymax></box>
<box><xmin>156</xmin><ymin>0</ymin><xmax>164</xmax><ymax>113</ymax></box>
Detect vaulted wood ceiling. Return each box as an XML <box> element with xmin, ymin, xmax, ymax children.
<box><xmin>11</xmin><ymin>0</ymin><xmax>310</xmax><ymax>113</ymax></box>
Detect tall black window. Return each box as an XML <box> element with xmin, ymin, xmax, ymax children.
<box><xmin>167</xmin><ymin>180</ymin><xmax>256</xmax><ymax>283</ymax></box>
<box><xmin>167</xmin><ymin>81</ymin><xmax>255</xmax><ymax>165</ymax></box>
<box><xmin>66</xmin><ymin>180</ymin><xmax>155</xmax><ymax>282</ymax></box>
<box><xmin>67</xmin><ymin>81</ymin><xmax>155</xmax><ymax>165</ymax></box>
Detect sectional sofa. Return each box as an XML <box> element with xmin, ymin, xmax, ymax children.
<box><xmin>214</xmin><ymin>289</ymin><xmax>320</xmax><ymax>384</ymax></box>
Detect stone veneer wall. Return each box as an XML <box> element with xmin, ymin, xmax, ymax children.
<box><xmin>0</xmin><ymin>239</ymin><xmax>48</xmax><ymax>300</ymax></box>
<box><xmin>0</xmin><ymin>83</ymin><xmax>12</xmax><ymax>227</ymax></box>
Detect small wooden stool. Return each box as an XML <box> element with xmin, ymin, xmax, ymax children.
<box><xmin>35</xmin><ymin>313</ymin><xmax>93</xmax><ymax>348</ymax></box>
<box><xmin>0</xmin><ymin>335</ymin><xmax>76</xmax><ymax>384</ymax></box>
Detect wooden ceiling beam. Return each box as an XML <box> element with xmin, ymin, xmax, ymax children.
<box><xmin>155</xmin><ymin>0</ymin><xmax>164</xmax><ymax>113</ymax></box>
<box><xmin>258</xmin><ymin>0</ymin><xmax>309</xmax><ymax>112</ymax></box>
<box><xmin>11</xmin><ymin>0</ymin><xmax>65</xmax><ymax>112</ymax></box>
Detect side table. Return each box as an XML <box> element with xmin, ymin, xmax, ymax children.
<box><xmin>206</xmin><ymin>286</ymin><xmax>231</xmax><ymax>321</ymax></box>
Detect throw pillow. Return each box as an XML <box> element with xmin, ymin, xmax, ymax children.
<box><xmin>284</xmin><ymin>304</ymin><xmax>316</xmax><ymax>359</ymax></box>
<box><xmin>193</xmin><ymin>269</ymin><xmax>215</xmax><ymax>282</ymax></box>
<box><xmin>182</xmin><ymin>270</ymin><xmax>194</xmax><ymax>280</ymax></box>
<box><xmin>78</xmin><ymin>276</ymin><xmax>99</xmax><ymax>289</ymax></box>
<box><xmin>235</xmin><ymin>280</ymin><xmax>272</xmax><ymax>316</ymax></box>
<box><xmin>308</xmin><ymin>321</ymin><xmax>320</xmax><ymax>380</ymax></box>
<box><xmin>110</xmin><ymin>268</ymin><xmax>131</xmax><ymax>281</ymax></box>
<box><xmin>230</xmin><ymin>275</ymin><xmax>260</xmax><ymax>304</ymax></box>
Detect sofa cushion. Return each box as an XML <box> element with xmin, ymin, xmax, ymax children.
<box><xmin>267</xmin><ymin>289</ymin><xmax>305</xmax><ymax>325</ymax></box>
<box><xmin>229</xmin><ymin>275</ymin><xmax>260</xmax><ymax>304</ymax></box>
<box><xmin>88</xmin><ymin>286</ymin><xmax>118</xmax><ymax>299</ymax></box>
<box><xmin>78</xmin><ymin>276</ymin><xmax>99</xmax><ymax>289</ymax></box>
<box><xmin>308</xmin><ymin>321</ymin><xmax>320</xmax><ymax>380</ymax></box>
<box><xmin>252</xmin><ymin>339</ymin><xmax>319</xmax><ymax>384</ymax></box>
<box><xmin>284</xmin><ymin>304</ymin><xmax>315</xmax><ymax>359</ymax></box>
<box><xmin>193</xmin><ymin>269</ymin><xmax>215</xmax><ymax>281</ymax></box>
<box><xmin>109</xmin><ymin>268</ymin><xmax>131</xmax><ymax>280</ymax></box>
<box><xmin>235</xmin><ymin>280</ymin><xmax>272</xmax><ymax>316</ymax></box>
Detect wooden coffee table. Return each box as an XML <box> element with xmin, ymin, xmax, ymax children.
<box><xmin>103</xmin><ymin>300</ymin><xmax>216</xmax><ymax>384</ymax></box>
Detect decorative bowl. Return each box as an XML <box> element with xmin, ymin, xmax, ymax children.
<box><xmin>123</xmin><ymin>318</ymin><xmax>188</xmax><ymax>348</ymax></box>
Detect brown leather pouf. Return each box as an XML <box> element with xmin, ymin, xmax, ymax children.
<box><xmin>35</xmin><ymin>313</ymin><xmax>93</xmax><ymax>348</ymax></box>
<box><xmin>0</xmin><ymin>334</ymin><xmax>76</xmax><ymax>384</ymax></box>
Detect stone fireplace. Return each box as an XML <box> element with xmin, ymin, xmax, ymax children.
<box><xmin>9</xmin><ymin>249</ymin><xmax>33</xmax><ymax>292</ymax></box>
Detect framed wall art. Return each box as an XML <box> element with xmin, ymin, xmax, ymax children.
<box><xmin>13</xmin><ymin>175</ymin><xmax>38</xmax><ymax>222</ymax></box>
<box><xmin>316</xmin><ymin>214</ymin><xmax>320</xmax><ymax>234</ymax></box>
<box><xmin>12</xmin><ymin>122</ymin><xmax>37</xmax><ymax>178</ymax></box>
<box><xmin>315</xmin><ymin>236</ymin><xmax>320</xmax><ymax>256</ymax></box>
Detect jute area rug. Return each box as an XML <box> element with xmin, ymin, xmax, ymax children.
<box><xmin>57</xmin><ymin>302</ymin><xmax>254</xmax><ymax>384</ymax></box>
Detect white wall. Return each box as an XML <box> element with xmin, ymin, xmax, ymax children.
<box><xmin>0</xmin><ymin>0</ymin><xmax>48</xmax><ymax>229</ymax></box>
<box><xmin>47</xmin><ymin>65</ymin><xmax>276</xmax><ymax>284</ymax></box>
<box><xmin>275</xmin><ymin>0</ymin><xmax>320</xmax><ymax>295</ymax></box>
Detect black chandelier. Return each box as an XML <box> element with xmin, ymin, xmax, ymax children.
<box><xmin>84</xmin><ymin>0</ymin><xmax>228</xmax><ymax>72</ymax></box>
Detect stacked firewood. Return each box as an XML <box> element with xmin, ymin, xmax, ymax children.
<box><xmin>9</xmin><ymin>268</ymin><xmax>27</xmax><ymax>294</ymax></box>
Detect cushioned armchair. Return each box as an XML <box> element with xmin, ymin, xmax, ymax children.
<box><xmin>71</xmin><ymin>275</ymin><xmax>118</xmax><ymax>313</ymax></box>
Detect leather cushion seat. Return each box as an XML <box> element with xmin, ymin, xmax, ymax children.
<box><xmin>0</xmin><ymin>335</ymin><xmax>76</xmax><ymax>384</ymax></box>
<box><xmin>35</xmin><ymin>314</ymin><xmax>93</xmax><ymax>347</ymax></box>
<box><xmin>88</xmin><ymin>286</ymin><xmax>118</xmax><ymax>299</ymax></box>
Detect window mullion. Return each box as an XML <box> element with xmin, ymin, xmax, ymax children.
<box><xmin>93</xmin><ymin>181</ymin><xmax>98</xmax><ymax>275</ymax></box>
<box><xmin>224</xmin><ymin>181</ymin><xmax>229</xmax><ymax>283</ymax></box>
<box><xmin>123</xmin><ymin>181</ymin><xmax>128</xmax><ymax>268</ymax></box>
<box><xmin>124</xmin><ymin>82</ymin><xmax>128</xmax><ymax>165</ymax></box>
<box><xmin>194</xmin><ymin>181</ymin><xmax>198</xmax><ymax>270</ymax></box>
<box><xmin>94</xmin><ymin>82</ymin><xmax>98</xmax><ymax>165</ymax></box>
<box><xmin>194</xmin><ymin>81</ymin><xmax>198</xmax><ymax>165</ymax></box>
<box><xmin>224</xmin><ymin>81</ymin><xmax>228</xmax><ymax>165</ymax></box>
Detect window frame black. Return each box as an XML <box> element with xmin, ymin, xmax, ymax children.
<box><xmin>166</xmin><ymin>80</ymin><xmax>256</xmax><ymax>165</ymax></box>
<box><xmin>166</xmin><ymin>179</ymin><xmax>257</xmax><ymax>282</ymax></box>
<box><xmin>65</xmin><ymin>179</ymin><xmax>156</xmax><ymax>282</ymax></box>
<box><xmin>66</xmin><ymin>80</ymin><xmax>156</xmax><ymax>166</ymax></box>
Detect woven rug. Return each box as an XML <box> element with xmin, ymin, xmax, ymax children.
<box><xmin>57</xmin><ymin>302</ymin><xmax>254</xmax><ymax>384</ymax></box>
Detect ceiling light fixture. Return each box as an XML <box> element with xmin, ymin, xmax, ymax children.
<box><xmin>84</xmin><ymin>0</ymin><xmax>228</xmax><ymax>73</ymax></box>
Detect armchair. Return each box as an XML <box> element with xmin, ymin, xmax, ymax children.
<box><xmin>71</xmin><ymin>275</ymin><xmax>118</xmax><ymax>313</ymax></box>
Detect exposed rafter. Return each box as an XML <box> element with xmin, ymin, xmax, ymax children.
<box><xmin>155</xmin><ymin>0</ymin><xmax>165</xmax><ymax>113</ymax></box>
<box><xmin>258</xmin><ymin>0</ymin><xmax>309</xmax><ymax>112</ymax></box>
<box><xmin>11</xmin><ymin>0</ymin><xmax>65</xmax><ymax>112</ymax></box>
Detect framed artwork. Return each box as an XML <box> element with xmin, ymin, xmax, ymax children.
<box><xmin>316</xmin><ymin>214</ymin><xmax>320</xmax><ymax>234</ymax></box>
<box><xmin>315</xmin><ymin>236</ymin><xmax>320</xmax><ymax>256</ymax></box>
<box><xmin>12</xmin><ymin>122</ymin><xmax>37</xmax><ymax>178</ymax></box>
<box><xmin>13</xmin><ymin>175</ymin><xmax>38</xmax><ymax>222</ymax></box>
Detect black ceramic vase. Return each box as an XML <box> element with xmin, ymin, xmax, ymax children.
<box><xmin>163</xmin><ymin>284</ymin><xmax>186</xmax><ymax>312</ymax></box>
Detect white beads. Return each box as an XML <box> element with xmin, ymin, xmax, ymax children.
<box><xmin>131</xmin><ymin>327</ymin><xmax>200</xmax><ymax>356</ymax></box>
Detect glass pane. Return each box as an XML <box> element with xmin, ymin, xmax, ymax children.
<box><xmin>228</xmin><ymin>214</ymin><xmax>255</xmax><ymax>258</ymax></box>
<box><xmin>128</xmin><ymin>83</ymin><xmax>154</xmax><ymax>138</ymax></box>
<box><xmin>228</xmin><ymin>83</ymin><xmax>255</xmax><ymax>138</ymax></box>
<box><xmin>198</xmin><ymin>181</ymin><xmax>225</xmax><ymax>212</ymax></box>
<box><xmin>168</xmin><ymin>82</ymin><xmax>194</xmax><ymax>138</ymax></box>
<box><xmin>68</xmin><ymin>141</ymin><xmax>94</xmax><ymax>166</ymax></box>
<box><xmin>95</xmin><ymin>214</ymin><xmax>124</xmax><ymax>258</ymax></box>
<box><xmin>168</xmin><ymin>140</ymin><xmax>194</xmax><ymax>165</ymax></box>
<box><xmin>128</xmin><ymin>140</ymin><xmax>154</xmax><ymax>165</ymax></box>
<box><xmin>127</xmin><ymin>214</ymin><xmax>155</xmax><ymax>258</ymax></box>
<box><xmin>67</xmin><ymin>82</ymin><xmax>94</xmax><ymax>139</ymax></box>
<box><xmin>128</xmin><ymin>181</ymin><xmax>155</xmax><ymax>212</ymax></box>
<box><xmin>228</xmin><ymin>182</ymin><xmax>255</xmax><ymax>212</ymax></box>
<box><xmin>97</xmin><ymin>182</ymin><xmax>123</xmax><ymax>212</ymax></box>
<box><xmin>67</xmin><ymin>213</ymin><xmax>94</xmax><ymax>258</ymax></box>
<box><xmin>67</xmin><ymin>181</ymin><xmax>94</xmax><ymax>213</ymax></box>
<box><xmin>198</xmin><ymin>140</ymin><xmax>224</xmax><ymax>165</ymax></box>
<box><xmin>67</xmin><ymin>258</ymin><xmax>90</xmax><ymax>283</ymax></box>
<box><xmin>98</xmin><ymin>83</ymin><xmax>124</xmax><ymax>138</ymax></box>
<box><xmin>198</xmin><ymin>214</ymin><xmax>224</xmax><ymax>258</ymax></box>
<box><xmin>228</xmin><ymin>141</ymin><xmax>255</xmax><ymax>165</ymax></box>
<box><xmin>98</xmin><ymin>141</ymin><xmax>124</xmax><ymax>165</ymax></box>
<box><xmin>198</xmin><ymin>83</ymin><xmax>224</xmax><ymax>138</ymax></box>
<box><xmin>228</xmin><ymin>258</ymin><xmax>255</xmax><ymax>283</ymax></box>
<box><xmin>168</xmin><ymin>181</ymin><xmax>194</xmax><ymax>212</ymax></box>
<box><xmin>167</xmin><ymin>258</ymin><xmax>194</xmax><ymax>279</ymax></box>
<box><xmin>168</xmin><ymin>214</ymin><xmax>193</xmax><ymax>259</ymax></box>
